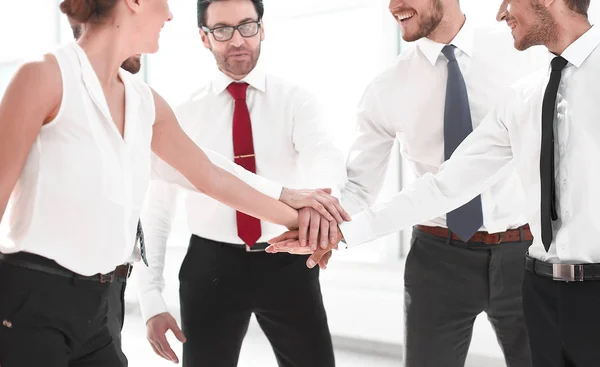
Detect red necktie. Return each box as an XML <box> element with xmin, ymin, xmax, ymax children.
<box><xmin>227</xmin><ymin>82</ymin><xmax>261</xmax><ymax>247</ymax></box>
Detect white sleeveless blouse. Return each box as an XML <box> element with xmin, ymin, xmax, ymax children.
<box><xmin>0</xmin><ymin>42</ymin><xmax>156</xmax><ymax>275</ymax></box>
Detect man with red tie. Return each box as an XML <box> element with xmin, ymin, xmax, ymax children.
<box><xmin>136</xmin><ymin>0</ymin><xmax>346</xmax><ymax>366</ymax></box>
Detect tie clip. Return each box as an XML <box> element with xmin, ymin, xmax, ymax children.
<box><xmin>234</xmin><ymin>154</ymin><xmax>255</xmax><ymax>159</ymax></box>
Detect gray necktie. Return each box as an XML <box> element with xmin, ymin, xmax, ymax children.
<box><xmin>442</xmin><ymin>45</ymin><xmax>483</xmax><ymax>241</ymax></box>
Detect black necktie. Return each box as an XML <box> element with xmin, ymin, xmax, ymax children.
<box><xmin>540</xmin><ymin>56</ymin><xmax>568</xmax><ymax>251</ymax></box>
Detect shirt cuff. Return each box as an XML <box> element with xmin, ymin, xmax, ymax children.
<box><xmin>138</xmin><ymin>289</ymin><xmax>169</xmax><ymax>324</ymax></box>
<box><xmin>338</xmin><ymin>211</ymin><xmax>374</xmax><ymax>248</ymax></box>
<box><xmin>266</xmin><ymin>183</ymin><xmax>284</xmax><ymax>200</ymax></box>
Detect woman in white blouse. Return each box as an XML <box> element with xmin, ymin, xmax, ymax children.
<box><xmin>0</xmin><ymin>0</ymin><xmax>344</xmax><ymax>365</ymax></box>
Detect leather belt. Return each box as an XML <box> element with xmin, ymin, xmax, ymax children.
<box><xmin>191</xmin><ymin>235</ymin><xmax>269</xmax><ymax>252</ymax></box>
<box><xmin>415</xmin><ymin>224</ymin><xmax>533</xmax><ymax>244</ymax></box>
<box><xmin>0</xmin><ymin>252</ymin><xmax>132</xmax><ymax>284</ymax></box>
<box><xmin>525</xmin><ymin>254</ymin><xmax>600</xmax><ymax>282</ymax></box>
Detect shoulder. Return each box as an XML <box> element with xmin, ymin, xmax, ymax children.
<box><xmin>173</xmin><ymin>83</ymin><xmax>213</xmax><ymax>119</ymax></box>
<box><xmin>264</xmin><ymin>74</ymin><xmax>318</xmax><ymax>107</ymax></box>
<box><xmin>366</xmin><ymin>47</ymin><xmax>420</xmax><ymax>96</ymax></box>
<box><xmin>11</xmin><ymin>54</ymin><xmax>62</xmax><ymax>109</ymax></box>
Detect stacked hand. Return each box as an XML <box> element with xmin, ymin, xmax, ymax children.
<box><xmin>266</xmin><ymin>205</ymin><xmax>346</xmax><ymax>269</ymax></box>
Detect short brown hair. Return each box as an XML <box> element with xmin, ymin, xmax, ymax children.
<box><xmin>564</xmin><ymin>0</ymin><xmax>590</xmax><ymax>16</ymax></box>
<box><xmin>59</xmin><ymin>0</ymin><xmax>118</xmax><ymax>24</ymax></box>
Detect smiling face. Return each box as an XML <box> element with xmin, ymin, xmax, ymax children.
<box><xmin>201</xmin><ymin>0</ymin><xmax>264</xmax><ymax>79</ymax></box>
<box><xmin>497</xmin><ymin>0</ymin><xmax>558</xmax><ymax>50</ymax></box>
<box><xmin>389</xmin><ymin>0</ymin><xmax>445</xmax><ymax>42</ymax></box>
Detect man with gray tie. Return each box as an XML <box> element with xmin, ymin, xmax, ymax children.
<box><xmin>271</xmin><ymin>0</ymin><xmax>545</xmax><ymax>365</ymax></box>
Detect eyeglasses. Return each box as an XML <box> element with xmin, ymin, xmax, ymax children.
<box><xmin>202</xmin><ymin>21</ymin><xmax>261</xmax><ymax>42</ymax></box>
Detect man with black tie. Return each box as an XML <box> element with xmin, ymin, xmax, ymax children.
<box><xmin>277</xmin><ymin>0</ymin><xmax>599</xmax><ymax>365</ymax></box>
<box><xmin>136</xmin><ymin>0</ymin><xmax>346</xmax><ymax>366</ymax></box>
<box><xmin>267</xmin><ymin>0</ymin><xmax>547</xmax><ymax>366</ymax></box>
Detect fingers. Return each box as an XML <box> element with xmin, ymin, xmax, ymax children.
<box><xmin>318</xmin><ymin>250</ymin><xmax>333</xmax><ymax>269</ymax></box>
<box><xmin>149</xmin><ymin>340</ymin><xmax>166</xmax><ymax>360</ymax></box>
<box><xmin>314</xmin><ymin>193</ymin><xmax>343</xmax><ymax>223</ymax></box>
<box><xmin>308</xmin><ymin>199</ymin><xmax>335</xmax><ymax>222</ymax></box>
<box><xmin>154</xmin><ymin>334</ymin><xmax>179</xmax><ymax>363</ymax></box>
<box><xmin>267</xmin><ymin>230</ymin><xmax>299</xmax><ymax>245</ymax></box>
<box><xmin>169</xmin><ymin>319</ymin><xmax>187</xmax><ymax>343</ymax></box>
<box><xmin>309</xmin><ymin>210</ymin><xmax>320</xmax><ymax>251</ymax></box>
<box><xmin>319</xmin><ymin>216</ymin><xmax>330</xmax><ymax>249</ymax></box>
<box><xmin>307</xmin><ymin>248</ymin><xmax>330</xmax><ymax>269</ymax></box>
<box><xmin>297</xmin><ymin>208</ymin><xmax>310</xmax><ymax>248</ymax></box>
<box><xmin>329</xmin><ymin>221</ymin><xmax>338</xmax><ymax>246</ymax></box>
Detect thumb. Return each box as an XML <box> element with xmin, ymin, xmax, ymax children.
<box><xmin>319</xmin><ymin>188</ymin><xmax>332</xmax><ymax>194</ymax></box>
<box><xmin>169</xmin><ymin>319</ymin><xmax>187</xmax><ymax>343</ymax></box>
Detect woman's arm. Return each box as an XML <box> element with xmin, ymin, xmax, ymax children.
<box><xmin>150</xmin><ymin>89</ymin><xmax>300</xmax><ymax>229</ymax></box>
<box><xmin>0</xmin><ymin>56</ymin><xmax>61</xmax><ymax>224</ymax></box>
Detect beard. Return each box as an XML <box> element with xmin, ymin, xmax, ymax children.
<box><xmin>514</xmin><ymin>2</ymin><xmax>559</xmax><ymax>50</ymax></box>
<box><xmin>214</xmin><ymin>45</ymin><xmax>261</xmax><ymax>77</ymax></box>
<box><xmin>401</xmin><ymin>0</ymin><xmax>444</xmax><ymax>42</ymax></box>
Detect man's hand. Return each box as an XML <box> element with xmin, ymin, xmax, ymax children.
<box><xmin>279</xmin><ymin>188</ymin><xmax>351</xmax><ymax>225</ymax></box>
<box><xmin>296</xmin><ymin>207</ymin><xmax>340</xmax><ymax>251</ymax></box>
<box><xmin>267</xmin><ymin>229</ymin><xmax>342</xmax><ymax>269</ymax></box>
<box><xmin>146</xmin><ymin>312</ymin><xmax>187</xmax><ymax>363</ymax></box>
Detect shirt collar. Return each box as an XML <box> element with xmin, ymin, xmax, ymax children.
<box><xmin>549</xmin><ymin>25</ymin><xmax>600</xmax><ymax>68</ymax></box>
<box><xmin>211</xmin><ymin>62</ymin><xmax>267</xmax><ymax>95</ymax></box>
<box><xmin>417</xmin><ymin>17</ymin><xmax>475</xmax><ymax>66</ymax></box>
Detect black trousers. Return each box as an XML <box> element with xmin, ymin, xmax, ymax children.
<box><xmin>403</xmin><ymin>227</ymin><xmax>532</xmax><ymax>367</ymax></box>
<box><xmin>179</xmin><ymin>235</ymin><xmax>335</xmax><ymax>367</ymax></box>
<box><xmin>0</xmin><ymin>252</ymin><xmax>124</xmax><ymax>367</ymax></box>
<box><xmin>523</xmin><ymin>270</ymin><xmax>600</xmax><ymax>366</ymax></box>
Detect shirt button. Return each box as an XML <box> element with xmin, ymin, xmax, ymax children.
<box><xmin>561</xmin><ymin>179</ymin><xmax>567</xmax><ymax>188</ymax></box>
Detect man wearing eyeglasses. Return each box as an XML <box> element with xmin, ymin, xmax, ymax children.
<box><xmin>135</xmin><ymin>0</ymin><xmax>345</xmax><ymax>366</ymax></box>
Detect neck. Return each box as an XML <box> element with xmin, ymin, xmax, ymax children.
<box><xmin>77</xmin><ymin>23</ymin><xmax>133</xmax><ymax>87</ymax></box>
<box><xmin>427</xmin><ymin>5</ymin><xmax>466</xmax><ymax>44</ymax></box>
<box><xmin>219</xmin><ymin>67</ymin><xmax>250</xmax><ymax>81</ymax></box>
<box><xmin>547</xmin><ymin>16</ymin><xmax>592</xmax><ymax>55</ymax></box>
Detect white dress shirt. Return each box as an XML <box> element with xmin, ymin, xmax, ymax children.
<box><xmin>137</xmin><ymin>65</ymin><xmax>346</xmax><ymax>322</ymax></box>
<box><xmin>341</xmin><ymin>20</ymin><xmax>547</xmax><ymax>237</ymax></box>
<box><xmin>341</xmin><ymin>26</ymin><xmax>600</xmax><ymax>265</ymax></box>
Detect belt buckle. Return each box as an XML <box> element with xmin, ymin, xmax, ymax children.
<box><xmin>483</xmin><ymin>232</ymin><xmax>504</xmax><ymax>245</ymax></box>
<box><xmin>245</xmin><ymin>245</ymin><xmax>263</xmax><ymax>253</ymax></box>
<box><xmin>552</xmin><ymin>264</ymin><xmax>584</xmax><ymax>282</ymax></box>
<box><xmin>99</xmin><ymin>273</ymin><xmax>114</xmax><ymax>284</ymax></box>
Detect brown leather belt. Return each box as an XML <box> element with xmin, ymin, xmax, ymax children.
<box><xmin>415</xmin><ymin>224</ymin><xmax>533</xmax><ymax>244</ymax></box>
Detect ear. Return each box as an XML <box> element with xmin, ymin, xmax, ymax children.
<box><xmin>200</xmin><ymin>29</ymin><xmax>211</xmax><ymax>50</ymax></box>
<box><xmin>123</xmin><ymin>0</ymin><xmax>142</xmax><ymax>14</ymax></box>
<box><xmin>260</xmin><ymin>20</ymin><xmax>265</xmax><ymax>41</ymax></box>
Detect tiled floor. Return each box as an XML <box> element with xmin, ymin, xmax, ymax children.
<box><xmin>122</xmin><ymin>313</ymin><xmax>400</xmax><ymax>367</ymax></box>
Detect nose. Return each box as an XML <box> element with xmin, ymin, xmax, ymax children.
<box><xmin>229</xmin><ymin>29</ymin><xmax>245</xmax><ymax>47</ymax></box>
<box><xmin>388</xmin><ymin>0</ymin><xmax>402</xmax><ymax>12</ymax></box>
<box><xmin>496</xmin><ymin>0</ymin><xmax>508</xmax><ymax>22</ymax></box>
<box><xmin>167</xmin><ymin>11</ymin><xmax>174</xmax><ymax>22</ymax></box>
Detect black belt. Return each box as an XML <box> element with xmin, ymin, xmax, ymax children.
<box><xmin>0</xmin><ymin>252</ymin><xmax>132</xmax><ymax>284</ymax></box>
<box><xmin>191</xmin><ymin>235</ymin><xmax>269</xmax><ymax>252</ymax></box>
<box><xmin>525</xmin><ymin>254</ymin><xmax>600</xmax><ymax>282</ymax></box>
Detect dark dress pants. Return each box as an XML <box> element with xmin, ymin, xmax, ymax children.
<box><xmin>403</xmin><ymin>227</ymin><xmax>532</xmax><ymax>367</ymax></box>
<box><xmin>179</xmin><ymin>235</ymin><xmax>336</xmax><ymax>367</ymax></box>
<box><xmin>523</xmin><ymin>269</ymin><xmax>600</xmax><ymax>367</ymax></box>
<box><xmin>0</xmin><ymin>252</ymin><xmax>125</xmax><ymax>367</ymax></box>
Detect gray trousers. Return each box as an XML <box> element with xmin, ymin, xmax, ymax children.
<box><xmin>403</xmin><ymin>227</ymin><xmax>532</xmax><ymax>367</ymax></box>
